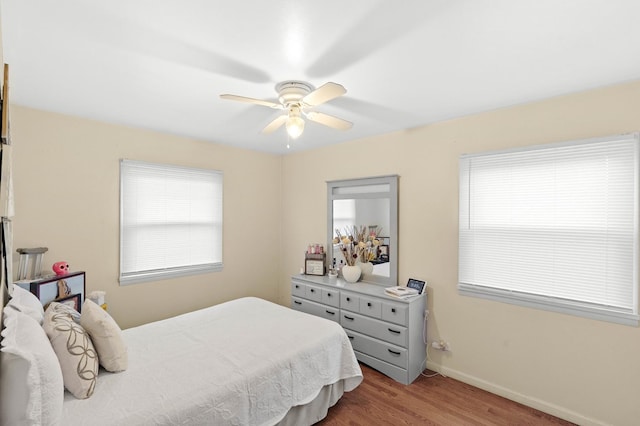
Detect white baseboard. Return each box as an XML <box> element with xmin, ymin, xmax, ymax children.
<box><xmin>425</xmin><ymin>361</ymin><xmax>608</xmax><ymax>426</ymax></box>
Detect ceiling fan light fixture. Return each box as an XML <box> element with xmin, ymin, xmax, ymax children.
<box><xmin>286</xmin><ymin>115</ymin><xmax>305</xmax><ymax>139</ymax></box>
<box><xmin>221</xmin><ymin>80</ymin><xmax>351</xmax><ymax>139</ymax></box>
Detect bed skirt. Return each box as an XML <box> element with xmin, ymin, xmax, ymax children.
<box><xmin>277</xmin><ymin>379</ymin><xmax>345</xmax><ymax>425</ymax></box>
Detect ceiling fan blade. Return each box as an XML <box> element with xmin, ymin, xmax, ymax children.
<box><xmin>306</xmin><ymin>111</ymin><xmax>353</xmax><ymax>130</ymax></box>
<box><xmin>261</xmin><ymin>115</ymin><xmax>288</xmax><ymax>134</ymax></box>
<box><xmin>302</xmin><ymin>82</ymin><xmax>346</xmax><ymax>106</ymax></box>
<box><xmin>220</xmin><ymin>94</ymin><xmax>282</xmax><ymax>109</ymax></box>
<box><xmin>306</xmin><ymin>3</ymin><xmax>444</xmax><ymax>78</ymax></box>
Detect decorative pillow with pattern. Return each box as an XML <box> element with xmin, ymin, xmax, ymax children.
<box><xmin>80</xmin><ymin>299</ymin><xmax>128</xmax><ymax>372</ymax></box>
<box><xmin>43</xmin><ymin>302</ymin><xmax>99</xmax><ymax>399</ymax></box>
<box><xmin>47</xmin><ymin>299</ymin><xmax>81</xmax><ymax>323</ymax></box>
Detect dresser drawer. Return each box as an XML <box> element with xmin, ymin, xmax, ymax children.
<box><xmin>291</xmin><ymin>281</ymin><xmax>306</xmax><ymax>297</ymax></box>
<box><xmin>321</xmin><ymin>288</ymin><xmax>340</xmax><ymax>308</ymax></box>
<box><xmin>291</xmin><ymin>297</ymin><xmax>339</xmax><ymax>323</ymax></box>
<box><xmin>305</xmin><ymin>285</ymin><xmax>323</xmax><ymax>302</ymax></box>
<box><xmin>291</xmin><ymin>296</ymin><xmax>310</xmax><ymax>314</ymax></box>
<box><xmin>345</xmin><ymin>329</ymin><xmax>407</xmax><ymax>369</ymax></box>
<box><xmin>340</xmin><ymin>292</ymin><xmax>360</xmax><ymax>311</ymax></box>
<box><xmin>381</xmin><ymin>302</ymin><xmax>408</xmax><ymax>326</ymax></box>
<box><xmin>359</xmin><ymin>296</ymin><xmax>382</xmax><ymax>319</ymax></box>
<box><xmin>340</xmin><ymin>311</ymin><xmax>407</xmax><ymax>347</ymax></box>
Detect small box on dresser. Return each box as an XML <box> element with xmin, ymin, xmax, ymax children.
<box><xmin>291</xmin><ymin>274</ymin><xmax>426</xmax><ymax>385</ymax></box>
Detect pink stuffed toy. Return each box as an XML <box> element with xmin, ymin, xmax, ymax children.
<box><xmin>52</xmin><ymin>261</ymin><xmax>69</xmax><ymax>276</ymax></box>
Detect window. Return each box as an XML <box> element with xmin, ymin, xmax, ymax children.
<box><xmin>333</xmin><ymin>199</ymin><xmax>356</xmax><ymax>235</ymax></box>
<box><xmin>119</xmin><ymin>160</ymin><xmax>223</xmax><ymax>285</ymax></box>
<box><xmin>458</xmin><ymin>133</ymin><xmax>639</xmax><ymax>325</ymax></box>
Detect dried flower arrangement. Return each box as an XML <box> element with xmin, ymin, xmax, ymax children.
<box><xmin>333</xmin><ymin>225</ymin><xmax>383</xmax><ymax>266</ymax></box>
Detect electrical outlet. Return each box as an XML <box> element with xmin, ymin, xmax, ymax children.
<box><xmin>431</xmin><ymin>340</ymin><xmax>451</xmax><ymax>351</ymax></box>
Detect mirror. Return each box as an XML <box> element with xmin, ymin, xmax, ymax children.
<box><xmin>327</xmin><ymin>175</ymin><xmax>398</xmax><ymax>286</ymax></box>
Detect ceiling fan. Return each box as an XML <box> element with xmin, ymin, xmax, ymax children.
<box><xmin>220</xmin><ymin>80</ymin><xmax>353</xmax><ymax>139</ymax></box>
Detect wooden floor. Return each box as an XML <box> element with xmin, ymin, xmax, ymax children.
<box><xmin>320</xmin><ymin>364</ymin><xmax>575</xmax><ymax>426</ymax></box>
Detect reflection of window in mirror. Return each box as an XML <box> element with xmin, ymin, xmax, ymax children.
<box><xmin>333</xmin><ymin>200</ymin><xmax>355</xmax><ymax>235</ymax></box>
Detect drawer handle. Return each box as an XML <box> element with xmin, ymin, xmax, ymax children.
<box><xmin>344</xmin><ymin>315</ymin><xmax>354</xmax><ymax>321</ymax></box>
<box><xmin>348</xmin><ymin>335</ymin><xmax>354</xmax><ymax>340</ymax></box>
<box><xmin>310</xmin><ymin>289</ymin><xmax>315</xmax><ymax>293</ymax></box>
<box><xmin>388</xmin><ymin>328</ymin><xmax>401</xmax><ymax>334</ymax></box>
<box><xmin>294</xmin><ymin>300</ymin><xmax>302</xmax><ymax>305</ymax></box>
<box><xmin>295</xmin><ymin>285</ymin><xmax>300</xmax><ymax>289</ymax></box>
<box><xmin>391</xmin><ymin>308</ymin><xmax>396</xmax><ymax>313</ymax></box>
<box><xmin>346</xmin><ymin>297</ymin><xmax>350</xmax><ymax>301</ymax></box>
<box><xmin>388</xmin><ymin>349</ymin><xmax>401</xmax><ymax>356</ymax></box>
<box><xmin>327</xmin><ymin>293</ymin><xmax>332</xmax><ymax>297</ymax></box>
<box><xmin>367</xmin><ymin>302</ymin><xmax>372</xmax><ymax>307</ymax></box>
<box><xmin>326</xmin><ymin>310</ymin><xmax>335</xmax><ymax>315</ymax></box>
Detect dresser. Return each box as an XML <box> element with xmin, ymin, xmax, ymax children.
<box><xmin>291</xmin><ymin>274</ymin><xmax>426</xmax><ymax>385</ymax></box>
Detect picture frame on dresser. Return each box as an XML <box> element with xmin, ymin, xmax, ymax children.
<box><xmin>305</xmin><ymin>252</ymin><xmax>326</xmax><ymax>276</ymax></box>
<box><xmin>15</xmin><ymin>271</ymin><xmax>86</xmax><ymax>312</ymax></box>
<box><xmin>378</xmin><ymin>244</ymin><xmax>389</xmax><ymax>261</ymax></box>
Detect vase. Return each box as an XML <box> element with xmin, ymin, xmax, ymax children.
<box><xmin>358</xmin><ymin>261</ymin><xmax>374</xmax><ymax>276</ymax></box>
<box><xmin>342</xmin><ymin>265</ymin><xmax>361</xmax><ymax>283</ymax></box>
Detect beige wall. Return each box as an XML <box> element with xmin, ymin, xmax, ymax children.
<box><xmin>10</xmin><ymin>106</ymin><xmax>282</xmax><ymax>329</ymax></box>
<box><xmin>280</xmin><ymin>80</ymin><xmax>640</xmax><ymax>426</ymax></box>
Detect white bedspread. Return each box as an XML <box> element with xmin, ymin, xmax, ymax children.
<box><xmin>61</xmin><ymin>297</ymin><xmax>362</xmax><ymax>426</ymax></box>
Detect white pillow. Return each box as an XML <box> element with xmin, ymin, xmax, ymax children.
<box><xmin>43</xmin><ymin>302</ymin><xmax>99</xmax><ymax>399</ymax></box>
<box><xmin>7</xmin><ymin>284</ymin><xmax>45</xmax><ymax>324</ymax></box>
<box><xmin>80</xmin><ymin>299</ymin><xmax>128</xmax><ymax>372</ymax></box>
<box><xmin>1</xmin><ymin>307</ymin><xmax>64</xmax><ymax>426</ymax></box>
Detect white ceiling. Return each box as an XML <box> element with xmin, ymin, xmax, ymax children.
<box><xmin>2</xmin><ymin>0</ymin><xmax>640</xmax><ymax>155</ymax></box>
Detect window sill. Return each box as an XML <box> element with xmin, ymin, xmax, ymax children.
<box><xmin>458</xmin><ymin>283</ymin><xmax>639</xmax><ymax>327</ymax></box>
<box><xmin>120</xmin><ymin>263</ymin><xmax>223</xmax><ymax>286</ymax></box>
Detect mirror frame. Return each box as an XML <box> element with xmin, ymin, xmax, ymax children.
<box><xmin>327</xmin><ymin>175</ymin><xmax>398</xmax><ymax>286</ymax></box>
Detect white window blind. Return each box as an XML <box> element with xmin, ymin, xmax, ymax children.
<box><xmin>120</xmin><ymin>160</ymin><xmax>223</xmax><ymax>285</ymax></box>
<box><xmin>333</xmin><ymin>199</ymin><xmax>356</xmax><ymax>236</ymax></box>
<box><xmin>459</xmin><ymin>133</ymin><xmax>639</xmax><ymax>326</ymax></box>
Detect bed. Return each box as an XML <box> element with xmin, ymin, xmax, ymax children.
<box><xmin>1</xmin><ymin>292</ymin><xmax>363</xmax><ymax>425</ymax></box>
